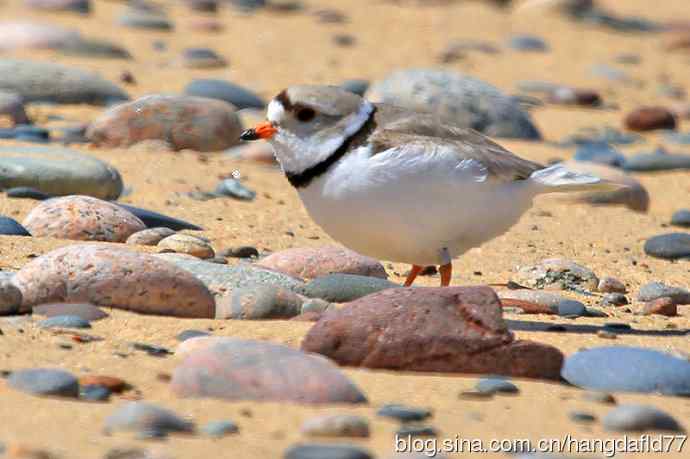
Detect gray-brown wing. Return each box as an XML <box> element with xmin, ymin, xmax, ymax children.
<box><xmin>368</xmin><ymin>104</ymin><xmax>544</xmax><ymax>182</ymax></box>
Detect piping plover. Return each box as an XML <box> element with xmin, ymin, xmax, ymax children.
<box><xmin>240</xmin><ymin>85</ymin><xmax>610</xmax><ymax>286</ymax></box>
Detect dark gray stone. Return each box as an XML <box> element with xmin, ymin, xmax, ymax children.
<box><xmin>603</xmin><ymin>405</ymin><xmax>684</xmax><ymax>432</ymax></box>
<box><xmin>476</xmin><ymin>377</ymin><xmax>519</xmax><ymax>394</ymax></box>
<box><xmin>671</xmin><ymin>209</ymin><xmax>690</xmax><ymax>228</ymax></box>
<box><xmin>574</xmin><ymin>142</ymin><xmax>626</xmax><ymax>167</ymax></box>
<box><xmin>644</xmin><ymin>233</ymin><xmax>690</xmax><ymax>260</ymax></box>
<box><xmin>180</xmin><ymin>48</ymin><xmax>226</xmax><ymax>69</ymax></box>
<box><xmin>202</xmin><ymin>420</ymin><xmax>238</xmax><ymax>437</ymax></box>
<box><xmin>396</xmin><ymin>425</ymin><xmax>437</xmax><ymax>437</ymax></box>
<box><xmin>0</xmin><ymin>280</ymin><xmax>22</xmax><ymax>315</ymax></box>
<box><xmin>569</xmin><ymin>411</ymin><xmax>596</xmax><ymax>423</ymax></box>
<box><xmin>33</xmin><ymin>303</ymin><xmax>107</xmax><ymax>321</ymax></box>
<box><xmin>5</xmin><ymin>187</ymin><xmax>53</xmax><ymax>200</ymax></box>
<box><xmin>0</xmin><ymin>216</ymin><xmax>30</xmax><ymax>236</ymax></box>
<box><xmin>116</xmin><ymin>204</ymin><xmax>202</xmax><ymax>231</ymax></box>
<box><xmin>561</xmin><ymin>346</ymin><xmax>690</xmax><ymax>396</ymax></box>
<box><xmin>284</xmin><ymin>444</ymin><xmax>372</xmax><ymax>459</ymax></box>
<box><xmin>508</xmin><ymin>34</ymin><xmax>548</xmax><ymax>52</ymax></box>
<box><xmin>377</xmin><ymin>404</ymin><xmax>432</xmax><ymax>422</ymax></box>
<box><xmin>8</xmin><ymin>368</ymin><xmax>79</xmax><ymax>397</ymax></box>
<box><xmin>557</xmin><ymin>300</ymin><xmax>586</xmax><ymax>317</ymax></box>
<box><xmin>80</xmin><ymin>384</ymin><xmax>111</xmax><ymax>401</ymax></box>
<box><xmin>104</xmin><ymin>402</ymin><xmax>195</xmax><ymax>437</ymax></box>
<box><xmin>214</xmin><ymin>179</ymin><xmax>256</xmax><ymax>201</ymax></box>
<box><xmin>185</xmin><ymin>79</ymin><xmax>265</xmax><ymax>109</ymax></box>
<box><xmin>624</xmin><ymin>150</ymin><xmax>690</xmax><ymax>172</ymax></box>
<box><xmin>301</xmin><ymin>274</ymin><xmax>399</xmax><ymax>303</ymax></box>
<box><xmin>221</xmin><ymin>246</ymin><xmax>259</xmax><ymax>258</ymax></box>
<box><xmin>117</xmin><ymin>9</ymin><xmax>173</xmax><ymax>30</ymax></box>
<box><xmin>39</xmin><ymin>315</ymin><xmax>91</xmax><ymax>329</ymax></box>
<box><xmin>602</xmin><ymin>293</ymin><xmax>628</xmax><ymax>306</ymax></box>
<box><xmin>60</xmin><ymin>38</ymin><xmax>132</xmax><ymax>59</ymax></box>
<box><xmin>637</xmin><ymin>282</ymin><xmax>690</xmax><ymax>304</ymax></box>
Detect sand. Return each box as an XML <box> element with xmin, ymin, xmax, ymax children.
<box><xmin>0</xmin><ymin>0</ymin><xmax>689</xmax><ymax>457</ymax></box>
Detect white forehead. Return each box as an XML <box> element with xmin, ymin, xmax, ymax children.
<box><xmin>267</xmin><ymin>100</ymin><xmax>285</xmax><ymax>123</ymax></box>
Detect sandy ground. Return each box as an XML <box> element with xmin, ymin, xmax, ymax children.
<box><xmin>0</xmin><ymin>0</ymin><xmax>689</xmax><ymax>457</ymax></box>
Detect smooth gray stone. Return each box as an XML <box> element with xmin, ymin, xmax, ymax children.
<box><xmin>185</xmin><ymin>79</ymin><xmax>264</xmax><ymax>109</ymax></box>
<box><xmin>39</xmin><ymin>315</ymin><xmax>91</xmax><ymax>329</ymax></box>
<box><xmin>301</xmin><ymin>274</ymin><xmax>399</xmax><ymax>302</ymax></box>
<box><xmin>215</xmin><ymin>178</ymin><xmax>256</xmax><ymax>201</ymax></box>
<box><xmin>0</xmin><ymin>146</ymin><xmax>123</xmax><ymax>199</ymax></box>
<box><xmin>603</xmin><ymin>405</ymin><xmax>683</xmax><ymax>432</ymax></box>
<box><xmin>104</xmin><ymin>402</ymin><xmax>195</xmax><ymax>437</ymax></box>
<box><xmin>201</xmin><ymin>420</ymin><xmax>239</xmax><ymax>437</ymax></box>
<box><xmin>8</xmin><ymin>368</ymin><xmax>79</xmax><ymax>397</ymax></box>
<box><xmin>644</xmin><ymin>233</ymin><xmax>690</xmax><ymax>260</ymax></box>
<box><xmin>0</xmin><ymin>279</ymin><xmax>22</xmax><ymax>315</ymax></box>
<box><xmin>671</xmin><ymin>209</ymin><xmax>690</xmax><ymax>228</ymax></box>
<box><xmin>624</xmin><ymin>151</ymin><xmax>690</xmax><ymax>172</ymax></box>
<box><xmin>0</xmin><ymin>215</ymin><xmax>31</xmax><ymax>236</ymax></box>
<box><xmin>637</xmin><ymin>282</ymin><xmax>690</xmax><ymax>304</ymax></box>
<box><xmin>0</xmin><ymin>59</ymin><xmax>128</xmax><ymax>105</ymax></box>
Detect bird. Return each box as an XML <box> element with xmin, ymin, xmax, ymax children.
<box><xmin>240</xmin><ymin>85</ymin><xmax>612</xmax><ymax>287</ymax></box>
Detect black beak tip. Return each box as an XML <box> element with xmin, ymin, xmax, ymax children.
<box><xmin>240</xmin><ymin>128</ymin><xmax>258</xmax><ymax>142</ymax></box>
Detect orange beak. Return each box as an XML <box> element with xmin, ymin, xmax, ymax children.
<box><xmin>240</xmin><ymin>121</ymin><xmax>277</xmax><ymax>141</ymax></box>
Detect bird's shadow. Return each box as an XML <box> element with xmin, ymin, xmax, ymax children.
<box><xmin>506</xmin><ymin>319</ymin><xmax>690</xmax><ymax>337</ymax></box>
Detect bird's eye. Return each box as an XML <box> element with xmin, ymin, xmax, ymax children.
<box><xmin>296</xmin><ymin>108</ymin><xmax>316</xmax><ymax>122</ymax></box>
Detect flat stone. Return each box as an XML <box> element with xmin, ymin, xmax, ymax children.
<box><xmin>476</xmin><ymin>377</ymin><xmax>519</xmax><ymax>394</ymax></box>
<box><xmin>5</xmin><ymin>187</ymin><xmax>53</xmax><ymax>200</ymax></box>
<box><xmin>38</xmin><ymin>315</ymin><xmax>91</xmax><ymax>329</ymax></box>
<box><xmin>0</xmin><ymin>146</ymin><xmax>123</xmax><ymax>200</ymax></box>
<box><xmin>116</xmin><ymin>204</ymin><xmax>202</xmax><ymax>231</ymax></box>
<box><xmin>624</xmin><ymin>150</ymin><xmax>690</xmax><ymax>172</ymax></box>
<box><xmin>214</xmin><ymin>178</ymin><xmax>256</xmax><ymax>201</ymax></box>
<box><xmin>171</xmin><ymin>338</ymin><xmax>367</xmax><ymax>404</ymax></box>
<box><xmin>0</xmin><ymin>216</ymin><xmax>30</xmax><ymax>236</ymax></box>
<box><xmin>301</xmin><ymin>415</ymin><xmax>369</xmax><ymax>438</ymax></box>
<box><xmin>201</xmin><ymin>420</ymin><xmax>238</xmax><ymax>437</ymax></box>
<box><xmin>573</xmin><ymin>142</ymin><xmax>626</xmax><ymax>167</ymax></box>
<box><xmin>377</xmin><ymin>405</ymin><xmax>432</xmax><ymax>422</ymax></box>
<box><xmin>366</xmin><ymin>68</ymin><xmax>541</xmax><ymax>140</ymax></box>
<box><xmin>0</xmin><ymin>59</ymin><xmax>128</xmax><ymax>105</ymax></box>
<box><xmin>26</xmin><ymin>0</ymin><xmax>90</xmax><ymax>13</ymax></box>
<box><xmin>59</xmin><ymin>38</ymin><xmax>131</xmax><ymax>59</ymax></box>
<box><xmin>644</xmin><ymin>233</ymin><xmax>690</xmax><ymax>260</ymax></box>
<box><xmin>157</xmin><ymin>234</ymin><xmax>214</xmax><ymax>259</ymax></box>
<box><xmin>117</xmin><ymin>8</ymin><xmax>173</xmax><ymax>31</ymax></box>
<box><xmin>104</xmin><ymin>402</ymin><xmax>194</xmax><ymax>438</ymax></box>
<box><xmin>508</xmin><ymin>34</ymin><xmax>549</xmax><ymax>52</ymax></box>
<box><xmin>561</xmin><ymin>346</ymin><xmax>690</xmax><ymax>395</ymax></box>
<box><xmin>671</xmin><ymin>209</ymin><xmax>690</xmax><ymax>227</ymax></box>
<box><xmin>603</xmin><ymin>405</ymin><xmax>684</xmax><ymax>432</ymax></box>
<box><xmin>214</xmin><ymin>285</ymin><xmax>303</xmax><ymax>319</ymax></box>
<box><xmin>184</xmin><ymin>79</ymin><xmax>265</xmax><ymax>109</ymax></box>
<box><xmin>516</xmin><ymin>258</ymin><xmax>598</xmax><ymax>291</ymax></box>
<box><xmin>0</xmin><ymin>22</ymin><xmax>81</xmax><ymax>52</ymax></box>
<box><xmin>221</xmin><ymin>246</ymin><xmax>259</xmax><ymax>258</ymax></box>
<box><xmin>13</xmin><ymin>244</ymin><xmax>215</xmax><ymax>317</ymax></box>
<box><xmin>300</xmin><ymin>274</ymin><xmax>399</xmax><ymax>303</ymax></box>
<box><xmin>396</xmin><ymin>425</ymin><xmax>437</xmax><ymax>437</ymax></box>
<box><xmin>637</xmin><ymin>282</ymin><xmax>690</xmax><ymax>304</ymax></box>
<box><xmin>257</xmin><ymin>246</ymin><xmax>387</xmax><ymax>280</ymax></box>
<box><xmin>8</xmin><ymin>368</ymin><xmax>79</xmax><ymax>397</ymax></box>
<box><xmin>23</xmin><ymin>196</ymin><xmax>145</xmax><ymax>242</ymax></box>
<box><xmin>155</xmin><ymin>253</ymin><xmax>304</xmax><ymax>297</ymax></box>
<box><xmin>569</xmin><ymin>411</ymin><xmax>597</xmax><ymax>424</ymax></box>
<box><xmin>284</xmin><ymin>444</ymin><xmax>373</xmax><ymax>459</ymax></box>
<box><xmin>624</xmin><ymin>107</ymin><xmax>677</xmax><ymax>131</ymax></box>
<box><xmin>179</xmin><ymin>48</ymin><xmax>226</xmax><ymax>69</ymax></box>
<box><xmin>302</xmin><ymin>287</ymin><xmax>564</xmax><ymax>380</ymax></box>
<box><xmin>126</xmin><ymin>227</ymin><xmax>176</xmax><ymax>246</ymax></box>
<box><xmin>0</xmin><ymin>280</ymin><xmax>22</xmax><ymax>315</ymax></box>
<box><xmin>87</xmin><ymin>95</ymin><xmax>243</xmax><ymax>152</ymax></box>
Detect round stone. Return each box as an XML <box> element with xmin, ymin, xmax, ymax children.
<box><xmin>126</xmin><ymin>227</ymin><xmax>176</xmax><ymax>246</ymax></box>
<box><xmin>214</xmin><ymin>285</ymin><xmax>303</xmax><ymax>319</ymax></box>
<box><xmin>23</xmin><ymin>195</ymin><xmax>145</xmax><ymax>242</ymax></box>
<box><xmin>158</xmin><ymin>233</ymin><xmax>215</xmax><ymax>259</ymax></box>
<box><xmin>201</xmin><ymin>420</ymin><xmax>238</xmax><ymax>437</ymax></box>
<box><xmin>0</xmin><ymin>280</ymin><xmax>23</xmax><ymax>315</ymax></box>
<box><xmin>671</xmin><ymin>209</ymin><xmax>690</xmax><ymax>227</ymax></box>
<box><xmin>603</xmin><ymin>405</ymin><xmax>683</xmax><ymax>432</ymax></box>
<box><xmin>104</xmin><ymin>402</ymin><xmax>195</xmax><ymax>438</ymax></box>
<box><xmin>476</xmin><ymin>377</ymin><xmax>519</xmax><ymax>394</ymax></box>
<box><xmin>8</xmin><ymin>368</ymin><xmax>79</xmax><ymax>397</ymax></box>
<box><xmin>644</xmin><ymin>233</ymin><xmax>690</xmax><ymax>260</ymax></box>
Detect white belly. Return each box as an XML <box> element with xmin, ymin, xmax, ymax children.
<box><xmin>298</xmin><ymin>146</ymin><xmax>537</xmax><ymax>266</ymax></box>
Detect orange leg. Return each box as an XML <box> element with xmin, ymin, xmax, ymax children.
<box><xmin>404</xmin><ymin>264</ymin><xmax>423</xmax><ymax>287</ymax></box>
<box><xmin>439</xmin><ymin>263</ymin><xmax>452</xmax><ymax>287</ymax></box>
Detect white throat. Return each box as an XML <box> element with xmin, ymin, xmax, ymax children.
<box><xmin>268</xmin><ymin>100</ymin><xmax>375</xmax><ymax>176</ymax></box>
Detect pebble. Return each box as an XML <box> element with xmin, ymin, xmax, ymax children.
<box><xmin>5</xmin><ymin>187</ymin><xmax>52</xmax><ymax>200</ymax></box>
<box><xmin>0</xmin><ymin>59</ymin><xmax>128</xmax><ymax>105</ymax></box>
<box><xmin>78</xmin><ymin>375</ymin><xmax>128</xmax><ymax>393</ymax></box>
<box><xmin>126</xmin><ymin>227</ymin><xmax>176</xmax><ymax>246</ymax></box>
<box><xmin>561</xmin><ymin>346</ymin><xmax>690</xmax><ymax>395</ymax></box>
<box><xmin>201</xmin><ymin>420</ymin><xmax>239</xmax><ymax>437</ymax></box>
<box><xmin>38</xmin><ymin>315</ymin><xmax>91</xmax><ymax>329</ymax></box>
<box><xmin>671</xmin><ymin>209</ymin><xmax>690</xmax><ymax>227</ymax></box>
<box><xmin>497</xmin><ymin>289</ymin><xmax>569</xmax><ymax>313</ymax></box>
<box><xmin>582</xmin><ymin>391</ymin><xmax>616</xmax><ymax>404</ymax></box>
<box><xmin>603</xmin><ymin>322</ymin><xmax>631</xmax><ymax>332</ymax></box>
<box><xmin>637</xmin><ymin>281</ymin><xmax>690</xmax><ymax>304</ymax></box>
<box><xmin>601</xmin><ymin>293</ymin><xmax>628</xmax><ymax>306</ymax></box>
<box><xmin>377</xmin><ymin>404</ymin><xmax>432</xmax><ymax>423</ymax></box>
<box><xmin>185</xmin><ymin>0</ymin><xmax>218</xmax><ymax>13</ymax></box>
<box><xmin>625</xmin><ymin>107</ymin><xmax>677</xmax><ymax>131</ymax></box>
<box><xmin>644</xmin><ymin>233</ymin><xmax>690</xmax><ymax>260</ymax></box>
<box><xmin>0</xmin><ymin>280</ymin><xmax>23</xmax><ymax>315</ymax></box>
<box><xmin>23</xmin><ymin>195</ymin><xmax>145</xmax><ymax>242</ymax></box>
<box><xmin>557</xmin><ymin>299</ymin><xmax>587</xmax><ymax>317</ymax></box>
<box><xmin>597</xmin><ymin>276</ymin><xmax>627</xmax><ymax>293</ymax></box>
<box><xmin>116</xmin><ymin>204</ymin><xmax>202</xmax><ymax>231</ymax></box>
<box><xmin>171</xmin><ymin>338</ymin><xmax>367</xmax><ymax>403</ymax></box>
<box><xmin>220</xmin><ymin>246</ymin><xmax>259</xmax><ymax>258</ymax></box>
<box><xmin>516</xmin><ymin>258</ymin><xmax>598</xmax><ymax>291</ymax></box>
<box><xmin>0</xmin><ymin>216</ymin><xmax>31</xmax><ymax>236</ymax></box>
<box><xmin>26</xmin><ymin>0</ymin><xmax>90</xmax><ymax>13</ymax></box>
<box><xmin>184</xmin><ymin>79</ymin><xmax>265</xmax><ymax>109</ymax></box>
<box><xmin>214</xmin><ymin>178</ymin><xmax>256</xmax><ymax>201</ymax></box>
<box><xmin>179</xmin><ymin>47</ymin><xmax>227</xmax><ymax>68</ymax></box>
<box><xmin>301</xmin><ymin>298</ymin><xmax>332</xmax><ymax>315</ymax></box>
<box><xmin>87</xmin><ymin>94</ymin><xmax>243</xmax><ymax>152</ymax></box>
<box><xmin>230</xmin><ymin>0</ymin><xmax>266</xmax><ymax>12</ymax></box>
<box><xmin>569</xmin><ymin>411</ymin><xmax>596</xmax><ymax>423</ymax></box>
<box><xmin>366</xmin><ymin>68</ymin><xmax>541</xmax><ymax>140</ymax></box>
<box><xmin>176</xmin><ymin>329</ymin><xmax>210</xmax><ymax>341</ymax></box>
<box><xmin>214</xmin><ymin>284</ymin><xmax>304</xmax><ymax>319</ymax></box>
<box><xmin>284</xmin><ymin>444</ymin><xmax>373</xmax><ymax>459</ymax></box>
<box><xmin>664</xmin><ymin>131</ymin><xmax>690</xmax><ymax>145</ymax></box>
<box><xmin>624</xmin><ymin>149</ymin><xmax>690</xmax><ymax>172</ymax></box>
<box><xmin>80</xmin><ymin>384</ymin><xmax>111</xmax><ymax>401</ymax></box>
<box><xmin>396</xmin><ymin>425</ymin><xmax>437</xmax><ymax>437</ymax></box>
<box><xmin>0</xmin><ymin>91</ymin><xmax>30</xmax><ymax>125</ymax></box>
<box><xmin>639</xmin><ymin>297</ymin><xmax>677</xmax><ymax>317</ymax></box>
<box><xmin>59</xmin><ymin>38</ymin><xmax>131</xmax><ymax>60</ymax></box>
<box><xmin>188</xmin><ymin>17</ymin><xmax>224</xmax><ymax>33</ymax></box>
<box><xmin>117</xmin><ymin>8</ymin><xmax>173</xmax><ymax>31</ymax></box>
<box><xmin>314</xmin><ymin>8</ymin><xmax>348</xmax><ymax>24</ymax></box>
<box><xmin>508</xmin><ymin>34</ymin><xmax>549</xmax><ymax>52</ymax></box>
<box><xmin>158</xmin><ymin>233</ymin><xmax>215</xmax><ymax>259</ymax></box>
<box><xmin>340</xmin><ymin>79</ymin><xmax>369</xmax><ymax>97</ymax></box>
<box><xmin>547</xmin><ymin>87</ymin><xmax>601</xmax><ymax>106</ymax></box>
<box><xmin>0</xmin><ymin>146</ymin><xmax>123</xmax><ymax>200</ymax></box>
<box><xmin>8</xmin><ymin>368</ymin><xmax>79</xmax><ymax>398</ymax></box>
<box><xmin>475</xmin><ymin>377</ymin><xmax>519</xmax><ymax>395</ymax></box>
<box><xmin>301</xmin><ymin>415</ymin><xmax>370</xmax><ymax>438</ymax></box>
<box><xmin>603</xmin><ymin>405</ymin><xmax>683</xmax><ymax>432</ymax></box>
<box><xmin>104</xmin><ymin>402</ymin><xmax>195</xmax><ymax>438</ymax></box>
<box><xmin>14</xmin><ymin>244</ymin><xmax>215</xmax><ymax>317</ymax></box>
<box><xmin>257</xmin><ymin>246</ymin><xmax>387</xmax><ymax>280</ymax></box>
<box><xmin>589</xmin><ymin>64</ymin><xmax>630</xmax><ymax>82</ymax></box>
<box><xmin>303</xmin><ymin>287</ymin><xmax>564</xmax><ymax>380</ymax></box>
<box><xmin>573</xmin><ymin>142</ymin><xmax>625</xmax><ymax>167</ymax></box>
<box><xmin>0</xmin><ymin>21</ymin><xmax>81</xmax><ymax>52</ymax></box>
<box><xmin>301</xmin><ymin>274</ymin><xmax>399</xmax><ymax>303</ymax></box>
<box><xmin>333</xmin><ymin>33</ymin><xmax>356</xmax><ymax>47</ymax></box>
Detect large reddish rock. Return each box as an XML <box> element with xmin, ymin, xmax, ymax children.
<box><xmin>301</xmin><ymin>287</ymin><xmax>564</xmax><ymax>380</ymax></box>
<box><xmin>171</xmin><ymin>338</ymin><xmax>367</xmax><ymax>404</ymax></box>
<box><xmin>23</xmin><ymin>195</ymin><xmax>145</xmax><ymax>242</ymax></box>
<box><xmin>257</xmin><ymin>246</ymin><xmax>387</xmax><ymax>280</ymax></box>
<box><xmin>12</xmin><ymin>244</ymin><xmax>215</xmax><ymax>317</ymax></box>
<box><xmin>86</xmin><ymin>94</ymin><xmax>243</xmax><ymax>152</ymax></box>
<box><xmin>624</xmin><ymin>107</ymin><xmax>677</xmax><ymax>132</ymax></box>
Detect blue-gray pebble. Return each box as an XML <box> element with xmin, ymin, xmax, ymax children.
<box><xmin>301</xmin><ymin>274</ymin><xmax>399</xmax><ymax>302</ymax></box>
<box><xmin>603</xmin><ymin>405</ymin><xmax>684</xmax><ymax>432</ymax></box>
<box><xmin>284</xmin><ymin>444</ymin><xmax>373</xmax><ymax>459</ymax></box>
<box><xmin>671</xmin><ymin>209</ymin><xmax>690</xmax><ymax>228</ymax></box>
<box><xmin>185</xmin><ymin>79</ymin><xmax>265</xmax><ymax>109</ymax></box>
<box><xmin>215</xmin><ymin>178</ymin><xmax>256</xmax><ymax>201</ymax></box>
<box><xmin>377</xmin><ymin>404</ymin><xmax>432</xmax><ymax>422</ymax></box>
<box><xmin>574</xmin><ymin>142</ymin><xmax>626</xmax><ymax>167</ymax></box>
<box><xmin>0</xmin><ymin>216</ymin><xmax>30</xmax><ymax>236</ymax></box>
<box><xmin>202</xmin><ymin>420</ymin><xmax>239</xmax><ymax>437</ymax></box>
<box><xmin>8</xmin><ymin>368</ymin><xmax>80</xmax><ymax>398</ymax></box>
<box><xmin>644</xmin><ymin>233</ymin><xmax>690</xmax><ymax>260</ymax></box>
<box><xmin>39</xmin><ymin>315</ymin><xmax>91</xmax><ymax>329</ymax></box>
<box><xmin>476</xmin><ymin>377</ymin><xmax>519</xmax><ymax>395</ymax></box>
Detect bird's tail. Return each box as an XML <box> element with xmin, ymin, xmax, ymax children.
<box><xmin>529</xmin><ymin>163</ymin><xmax>622</xmax><ymax>194</ymax></box>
